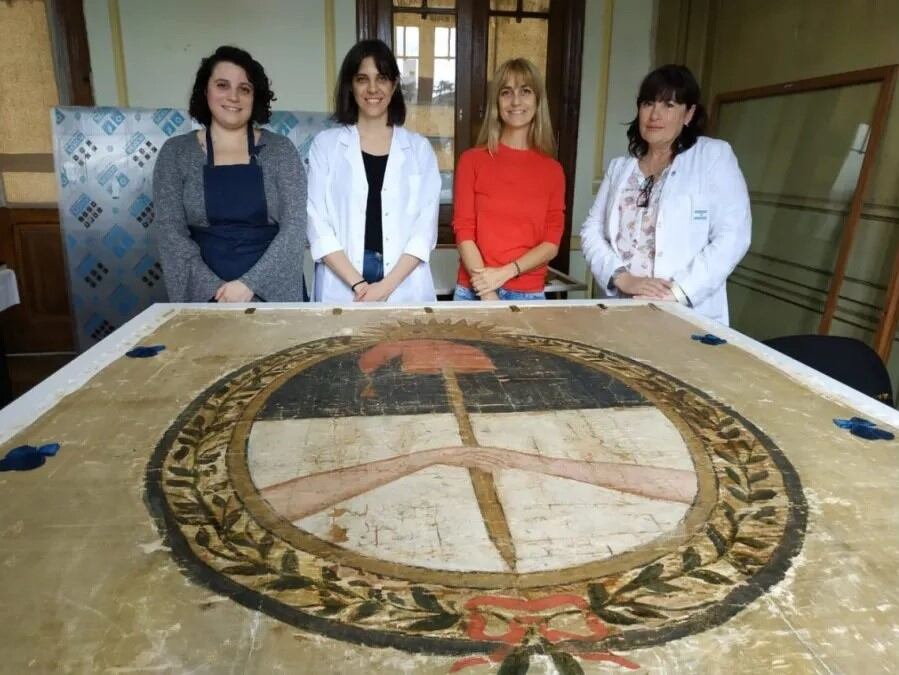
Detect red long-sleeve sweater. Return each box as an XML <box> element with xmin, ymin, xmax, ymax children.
<box><xmin>453</xmin><ymin>144</ymin><xmax>566</xmax><ymax>292</ymax></box>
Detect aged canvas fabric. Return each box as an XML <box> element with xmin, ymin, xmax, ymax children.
<box><xmin>0</xmin><ymin>303</ymin><xmax>896</xmax><ymax>673</ymax></box>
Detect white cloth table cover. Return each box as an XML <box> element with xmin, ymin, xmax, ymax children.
<box><xmin>0</xmin><ymin>268</ymin><xmax>20</xmax><ymax>312</ymax></box>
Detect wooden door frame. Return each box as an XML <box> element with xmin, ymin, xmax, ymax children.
<box><xmin>357</xmin><ymin>0</ymin><xmax>393</xmax><ymax>45</ymax></box>
<box><xmin>46</xmin><ymin>0</ymin><xmax>95</xmax><ymax>106</ymax></box>
<box><xmin>356</xmin><ymin>0</ymin><xmax>585</xmax><ymax>271</ymax></box>
<box><xmin>546</xmin><ymin>0</ymin><xmax>585</xmax><ymax>274</ymax></box>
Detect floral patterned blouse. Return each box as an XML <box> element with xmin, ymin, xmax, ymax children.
<box><xmin>615</xmin><ymin>165</ymin><xmax>670</xmax><ymax>279</ymax></box>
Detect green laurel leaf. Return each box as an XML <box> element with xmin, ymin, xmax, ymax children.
<box><xmin>498</xmin><ymin>649</ymin><xmax>530</xmax><ymax>675</ymax></box>
<box><xmin>406</xmin><ymin>613</ymin><xmax>460</xmax><ymax>632</ymax></box>
<box><xmin>550</xmin><ymin>651</ymin><xmax>585</xmax><ymax>675</ymax></box>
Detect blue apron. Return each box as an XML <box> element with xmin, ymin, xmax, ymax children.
<box><xmin>190</xmin><ymin>126</ymin><xmax>277</xmax><ymax>293</ymax></box>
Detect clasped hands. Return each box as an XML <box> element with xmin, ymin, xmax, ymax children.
<box><xmin>352</xmin><ymin>279</ymin><xmax>394</xmax><ymax>302</ymax></box>
<box><xmin>614</xmin><ymin>271</ymin><xmax>675</xmax><ymax>301</ymax></box>
<box><xmin>215</xmin><ymin>279</ymin><xmax>254</xmax><ymax>302</ymax></box>
<box><xmin>470</xmin><ymin>264</ymin><xmax>515</xmax><ymax>300</ymax></box>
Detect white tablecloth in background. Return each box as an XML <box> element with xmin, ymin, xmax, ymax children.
<box><xmin>0</xmin><ymin>268</ymin><xmax>20</xmax><ymax>312</ymax></box>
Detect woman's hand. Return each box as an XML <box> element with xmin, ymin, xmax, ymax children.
<box><xmin>215</xmin><ymin>280</ymin><xmax>254</xmax><ymax>302</ymax></box>
<box><xmin>351</xmin><ymin>280</ymin><xmax>369</xmax><ymax>301</ymax></box>
<box><xmin>357</xmin><ymin>280</ymin><xmax>394</xmax><ymax>302</ymax></box>
<box><xmin>613</xmin><ymin>272</ymin><xmax>672</xmax><ymax>298</ymax></box>
<box><xmin>471</xmin><ymin>265</ymin><xmax>514</xmax><ymax>296</ymax></box>
<box><xmin>635</xmin><ymin>288</ymin><xmax>676</xmax><ymax>301</ymax></box>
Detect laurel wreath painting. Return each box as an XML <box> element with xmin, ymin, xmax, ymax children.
<box><xmin>146</xmin><ymin>319</ymin><xmax>806</xmax><ymax>673</ymax></box>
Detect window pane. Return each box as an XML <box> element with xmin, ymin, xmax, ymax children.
<box><xmin>523</xmin><ymin>0</ymin><xmax>551</xmax><ymax>12</ymax></box>
<box><xmin>717</xmin><ymin>84</ymin><xmax>880</xmax><ymax>209</ymax></box>
<box><xmin>396</xmin><ymin>27</ymin><xmax>419</xmax><ymax>59</ymax></box>
<box><xmin>397</xmin><ymin>57</ymin><xmax>419</xmax><ymax>101</ymax></box>
<box><xmin>487</xmin><ymin>16</ymin><xmax>548</xmax><ymax>78</ymax></box>
<box><xmin>394</xmin><ymin>12</ymin><xmax>456</xmax><ymax>204</ymax></box>
<box><xmin>434</xmin><ymin>26</ymin><xmax>448</xmax><ymax>57</ymax></box>
<box><xmin>433</xmin><ymin>59</ymin><xmax>454</xmax><ymax>100</ymax></box>
<box><xmin>406</xmin><ymin>26</ymin><xmax>420</xmax><ymax>56</ymax></box>
<box><xmin>393</xmin><ymin>0</ymin><xmax>423</xmax><ymax>8</ymax></box>
<box><xmin>490</xmin><ymin>0</ymin><xmax>517</xmax><ymax>10</ymax></box>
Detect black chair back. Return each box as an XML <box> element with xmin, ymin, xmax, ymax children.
<box><xmin>763</xmin><ymin>335</ymin><xmax>893</xmax><ymax>407</ymax></box>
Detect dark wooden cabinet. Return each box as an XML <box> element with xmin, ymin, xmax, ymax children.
<box><xmin>0</xmin><ymin>207</ymin><xmax>75</xmax><ymax>397</ymax></box>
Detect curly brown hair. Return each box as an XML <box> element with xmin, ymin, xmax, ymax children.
<box><xmin>188</xmin><ymin>46</ymin><xmax>275</xmax><ymax>126</ymax></box>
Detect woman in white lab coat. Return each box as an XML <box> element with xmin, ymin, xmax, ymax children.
<box><xmin>580</xmin><ymin>65</ymin><xmax>750</xmax><ymax>325</ymax></box>
<box><xmin>306</xmin><ymin>39</ymin><xmax>440</xmax><ymax>303</ymax></box>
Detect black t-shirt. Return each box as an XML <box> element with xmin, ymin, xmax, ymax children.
<box><xmin>362</xmin><ymin>151</ymin><xmax>388</xmax><ymax>254</ymax></box>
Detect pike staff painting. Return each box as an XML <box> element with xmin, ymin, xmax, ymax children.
<box><xmin>146</xmin><ymin>313</ymin><xmax>806</xmax><ymax>673</ymax></box>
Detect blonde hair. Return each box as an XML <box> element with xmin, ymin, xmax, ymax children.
<box><xmin>476</xmin><ymin>58</ymin><xmax>556</xmax><ymax>157</ymax></box>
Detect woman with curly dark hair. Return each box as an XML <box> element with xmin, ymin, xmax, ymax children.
<box><xmin>153</xmin><ymin>46</ymin><xmax>305</xmax><ymax>302</ymax></box>
<box><xmin>580</xmin><ymin>64</ymin><xmax>750</xmax><ymax>324</ymax></box>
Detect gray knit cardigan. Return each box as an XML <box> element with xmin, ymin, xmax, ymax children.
<box><xmin>152</xmin><ymin>128</ymin><xmax>306</xmax><ymax>302</ymax></box>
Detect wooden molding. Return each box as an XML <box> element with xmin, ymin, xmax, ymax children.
<box><xmin>108</xmin><ymin>0</ymin><xmax>130</xmax><ymax>106</ymax></box>
<box><xmin>712</xmin><ymin>66</ymin><xmax>898</xmax><ymax>112</ymax></box>
<box><xmin>0</xmin><ymin>154</ymin><xmax>55</xmax><ymax>173</ymax></box>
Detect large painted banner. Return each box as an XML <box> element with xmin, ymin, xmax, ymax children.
<box><xmin>51</xmin><ymin>107</ymin><xmax>331</xmax><ymax>350</ymax></box>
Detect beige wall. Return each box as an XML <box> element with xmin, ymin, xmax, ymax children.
<box><xmin>83</xmin><ymin>0</ymin><xmax>355</xmax><ymax>111</ymax></box>
<box><xmin>661</xmin><ymin>0</ymin><xmax>899</xmax><ymax>383</ymax></box>
<box><xmin>600</xmin><ymin>0</ymin><xmax>654</xmax><ymax>170</ymax></box>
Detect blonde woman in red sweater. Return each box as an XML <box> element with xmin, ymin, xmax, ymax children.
<box><xmin>452</xmin><ymin>58</ymin><xmax>565</xmax><ymax>301</ymax></box>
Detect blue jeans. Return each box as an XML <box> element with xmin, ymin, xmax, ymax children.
<box><xmin>453</xmin><ymin>285</ymin><xmax>545</xmax><ymax>301</ymax></box>
<box><xmin>362</xmin><ymin>249</ymin><xmax>384</xmax><ymax>283</ymax></box>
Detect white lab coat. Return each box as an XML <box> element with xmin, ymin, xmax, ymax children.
<box><xmin>580</xmin><ymin>136</ymin><xmax>751</xmax><ymax>325</ymax></box>
<box><xmin>306</xmin><ymin>124</ymin><xmax>440</xmax><ymax>303</ymax></box>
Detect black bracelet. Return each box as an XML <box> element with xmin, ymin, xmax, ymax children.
<box><xmin>351</xmin><ymin>280</ymin><xmax>366</xmax><ymax>291</ymax></box>
<box><xmin>512</xmin><ymin>261</ymin><xmax>521</xmax><ymax>278</ymax></box>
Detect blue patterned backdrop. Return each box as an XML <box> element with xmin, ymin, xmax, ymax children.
<box><xmin>52</xmin><ymin>107</ymin><xmax>331</xmax><ymax>351</ymax></box>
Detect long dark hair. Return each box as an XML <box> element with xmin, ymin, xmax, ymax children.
<box><xmin>626</xmin><ymin>64</ymin><xmax>706</xmax><ymax>158</ymax></box>
<box><xmin>333</xmin><ymin>39</ymin><xmax>406</xmax><ymax>126</ymax></box>
<box><xmin>188</xmin><ymin>46</ymin><xmax>275</xmax><ymax>126</ymax></box>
